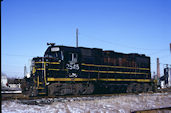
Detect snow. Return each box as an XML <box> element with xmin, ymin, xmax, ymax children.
<box><xmin>2</xmin><ymin>93</ymin><xmax>171</xmax><ymax>113</ymax></box>
<box><xmin>1</xmin><ymin>91</ymin><xmax>22</xmax><ymax>93</ymax></box>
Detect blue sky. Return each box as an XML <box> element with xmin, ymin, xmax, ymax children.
<box><xmin>1</xmin><ymin>0</ymin><xmax>171</xmax><ymax>78</ymax></box>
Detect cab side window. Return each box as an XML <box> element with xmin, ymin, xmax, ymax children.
<box><xmin>69</xmin><ymin>53</ymin><xmax>78</xmax><ymax>62</ymax></box>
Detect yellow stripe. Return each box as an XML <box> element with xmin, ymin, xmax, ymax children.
<box><xmin>47</xmin><ymin>77</ymin><xmax>97</xmax><ymax>81</ymax></box>
<box><xmin>37</xmin><ymin>68</ymin><xmax>44</xmax><ymax>70</ymax></box>
<box><xmin>98</xmin><ymin>78</ymin><xmax>151</xmax><ymax>82</ymax></box>
<box><xmin>35</xmin><ymin>62</ymin><xmax>60</xmax><ymax>64</ymax></box>
<box><xmin>50</xmin><ymin>62</ymin><xmax>60</xmax><ymax>64</ymax></box>
<box><xmin>33</xmin><ymin>67</ymin><xmax>36</xmax><ymax>74</ymax></box>
<box><xmin>82</xmin><ymin>70</ymin><xmax>99</xmax><ymax>73</ymax></box>
<box><xmin>47</xmin><ymin>77</ymin><xmax>151</xmax><ymax>82</ymax></box>
<box><xmin>37</xmin><ymin>76</ymin><xmax>39</xmax><ymax>87</ymax></box>
<box><xmin>48</xmin><ymin>69</ymin><xmax>68</xmax><ymax>71</ymax></box>
<box><xmin>34</xmin><ymin>79</ymin><xmax>36</xmax><ymax>83</ymax></box>
<box><xmin>81</xmin><ymin>63</ymin><xmax>150</xmax><ymax>70</ymax></box>
<box><xmin>81</xmin><ymin>69</ymin><xmax>149</xmax><ymax>75</ymax></box>
<box><xmin>44</xmin><ymin>63</ymin><xmax>47</xmax><ymax>86</ymax></box>
<box><xmin>48</xmin><ymin>69</ymin><xmax>60</xmax><ymax>71</ymax></box>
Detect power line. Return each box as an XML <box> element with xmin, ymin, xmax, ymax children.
<box><xmin>79</xmin><ymin>33</ymin><xmax>169</xmax><ymax>51</ymax></box>
<box><xmin>147</xmin><ymin>49</ymin><xmax>170</xmax><ymax>56</ymax></box>
<box><xmin>2</xmin><ymin>64</ymin><xmax>24</xmax><ymax>67</ymax></box>
<box><xmin>2</xmin><ymin>54</ymin><xmax>35</xmax><ymax>57</ymax></box>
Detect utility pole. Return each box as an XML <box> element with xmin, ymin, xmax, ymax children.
<box><xmin>157</xmin><ymin>58</ymin><xmax>160</xmax><ymax>79</ymax></box>
<box><xmin>24</xmin><ymin>65</ymin><xmax>27</xmax><ymax>77</ymax></box>
<box><xmin>76</xmin><ymin>28</ymin><xmax>78</xmax><ymax>47</ymax></box>
<box><xmin>170</xmin><ymin>43</ymin><xmax>171</xmax><ymax>53</ymax></box>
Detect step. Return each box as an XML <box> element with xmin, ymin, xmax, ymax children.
<box><xmin>38</xmin><ymin>92</ymin><xmax>46</xmax><ymax>95</ymax></box>
<box><xmin>37</xmin><ymin>87</ymin><xmax>45</xmax><ymax>89</ymax></box>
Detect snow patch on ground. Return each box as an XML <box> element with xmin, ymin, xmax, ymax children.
<box><xmin>2</xmin><ymin>93</ymin><xmax>171</xmax><ymax>113</ymax></box>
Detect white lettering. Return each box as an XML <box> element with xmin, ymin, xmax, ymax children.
<box><xmin>66</xmin><ymin>64</ymin><xmax>79</xmax><ymax>70</ymax></box>
<box><xmin>69</xmin><ymin>73</ymin><xmax>78</xmax><ymax>77</ymax></box>
<box><xmin>51</xmin><ymin>47</ymin><xmax>60</xmax><ymax>52</ymax></box>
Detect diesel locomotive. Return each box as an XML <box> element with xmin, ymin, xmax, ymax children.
<box><xmin>21</xmin><ymin>43</ymin><xmax>157</xmax><ymax>96</ymax></box>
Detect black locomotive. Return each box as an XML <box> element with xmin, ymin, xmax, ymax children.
<box><xmin>22</xmin><ymin>43</ymin><xmax>156</xmax><ymax>96</ymax></box>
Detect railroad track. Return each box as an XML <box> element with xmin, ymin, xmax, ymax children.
<box><xmin>1</xmin><ymin>92</ymin><xmax>145</xmax><ymax>100</ymax></box>
<box><xmin>131</xmin><ymin>107</ymin><xmax>171</xmax><ymax>113</ymax></box>
<box><xmin>1</xmin><ymin>91</ymin><xmax>162</xmax><ymax>101</ymax></box>
<box><xmin>3</xmin><ymin>92</ymin><xmax>152</xmax><ymax>107</ymax></box>
<box><xmin>2</xmin><ymin>87</ymin><xmax>170</xmax><ymax>101</ymax></box>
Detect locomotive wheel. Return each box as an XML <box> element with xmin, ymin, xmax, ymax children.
<box><xmin>60</xmin><ymin>89</ymin><xmax>66</xmax><ymax>95</ymax></box>
<box><xmin>48</xmin><ymin>83</ymin><xmax>62</xmax><ymax>96</ymax></box>
<box><xmin>126</xmin><ymin>84</ymin><xmax>134</xmax><ymax>93</ymax></box>
<box><xmin>143</xmin><ymin>84</ymin><xmax>152</xmax><ymax>92</ymax></box>
<box><xmin>127</xmin><ymin>83</ymin><xmax>141</xmax><ymax>93</ymax></box>
<box><xmin>21</xmin><ymin>79</ymin><xmax>31</xmax><ymax>95</ymax></box>
<box><xmin>21</xmin><ymin>80</ymin><xmax>27</xmax><ymax>93</ymax></box>
<box><xmin>82</xmin><ymin>83</ymin><xmax>94</xmax><ymax>94</ymax></box>
<box><xmin>29</xmin><ymin>86</ymin><xmax>38</xmax><ymax>97</ymax></box>
<box><xmin>48</xmin><ymin>85</ymin><xmax>55</xmax><ymax>96</ymax></box>
<box><xmin>134</xmin><ymin>83</ymin><xmax>143</xmax><ymax>93</ymax></box>
<box><xmin>109</xmin><ymin>86</ymin><xmax>115</xmax><ymax>93</ymax></box>
<box><xmin>73</xmin><ymin>83</ymin><xmax>82</xmax><ymax>95</ymax></box>
<box><xmin>59</xmin><ymin>83</ymin><xmax>72</xmax><ymax>95</ymax></box>
<box><xmin>120</xmin><ymin>85</ymin><xmax>127</xmax><ymax>93</ymax></box>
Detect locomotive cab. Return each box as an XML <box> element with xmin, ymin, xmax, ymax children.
<box><xmin>44</xmin><ymin>46</ymin><xmax>64</xmax><ymax>62</ymax></box>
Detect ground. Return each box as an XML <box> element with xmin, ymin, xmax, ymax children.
<box><xmin>2</xmin><ymin>93</ymin><xmax>171</xmax><ymax>113</ymax></box>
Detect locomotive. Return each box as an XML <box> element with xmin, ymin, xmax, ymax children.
<box><xmin>22</xmin><ymin>43</ymin><xmax>157</xmax><ymax>96</ymax></box>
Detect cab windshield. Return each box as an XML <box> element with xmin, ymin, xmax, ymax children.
<box><xmin>44</xmin><ymin>51</ymin><xmax>63</xmax><ymax>60</ymax></box>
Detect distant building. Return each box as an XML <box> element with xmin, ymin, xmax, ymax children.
<box><xmin>160</xmin><ymin>66</ymin><xmax>171</xmax><ymax>88</ymax></box>
<box><xmin>8</xmin><ymin>78</ymin><xmax>22</xmax><ymax>89</ymax></box>
<box><xmin>168</xmin><ymin>68</ymin><xmax>171</xmax><ymax>87</ymax></box>
<box><xmin>1</xmin><ymin>74</ymin><xmax>8</xmax><ymax>88</ymax></box>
